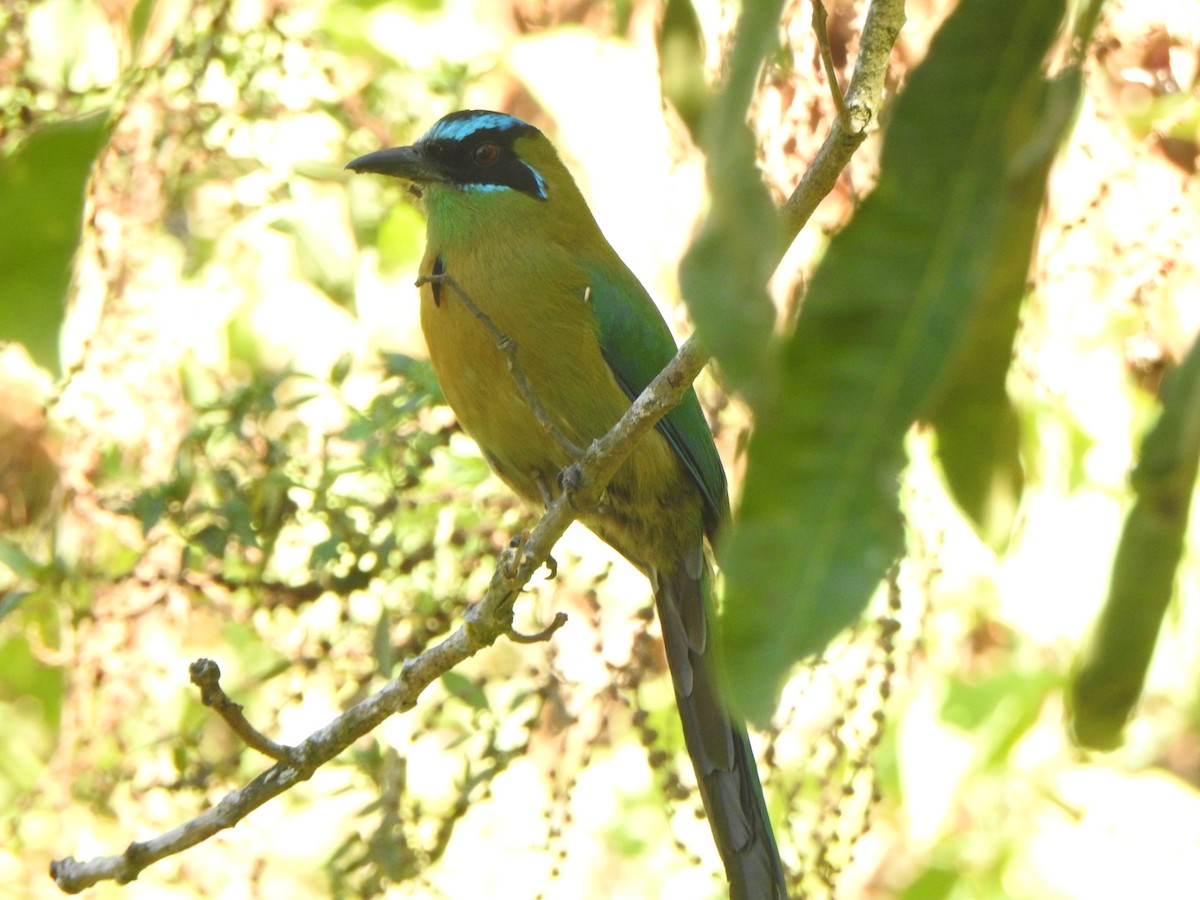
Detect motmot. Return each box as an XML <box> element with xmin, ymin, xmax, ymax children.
<box><xmin>347</xmin><ymin>109</ymin><xmax>786</xmax><ymax>899</ymax></box>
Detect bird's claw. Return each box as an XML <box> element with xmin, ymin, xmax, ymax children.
<box><xmin>556</xmin><ymin>463</ymin><xmax>597</xmax><ymax>511</ymax></box>
<box><xmin>503</xmin><ymin>532</ymin><xmax>530</xmax><ymax>579</ymax></box>
<box><xmin>557</xmin><ymin>463</ymin><xmax>585</xmax><ymax>493</ymax></box>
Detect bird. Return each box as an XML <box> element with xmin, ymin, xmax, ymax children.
<box><xmin>347</xmin><ymin>109</ymin><xmax>786</xmax><ymax>899</ymax></box>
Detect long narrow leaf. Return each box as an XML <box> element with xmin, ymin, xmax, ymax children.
<box><xmin>679</xmin><ymin>0</ymin><xmax>785</xmax><ymax>405</ymax></box>
<box><xmin>926</xmin><ymin>71</ymin><xmax>1082</xmax><ymax>552</ymax></box>
<box><xmin>721</xmin><ymin>0</ymin><xmax>1069</xmax><ymax>722</ymax></box>
<box><xmin>1070</xmin><ymin>335</ymin><xmax>1200</xmax><ymax>749</ymax></box>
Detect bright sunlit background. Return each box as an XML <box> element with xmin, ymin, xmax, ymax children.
<box><xmin>1</xmin><ymin>0</ymin><xmax>1198</xmax><ymax>898</ymax></box>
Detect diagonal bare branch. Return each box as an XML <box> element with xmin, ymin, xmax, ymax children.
<box><xmin>48</xmin><ymin>328</ymin><xmax>710</xmax><ymax>894</ymax></box>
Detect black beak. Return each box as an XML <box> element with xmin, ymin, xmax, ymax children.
<box><xmin>345</xmin><ymin>145</ymin><xmax>440</xmax><ymax>183</ymax></box>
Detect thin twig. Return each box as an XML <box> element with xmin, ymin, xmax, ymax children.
<box><xmin>508</xmin><ymin>612</ymin><xmax>569</xmax><ymax>644</ymax></box>
<box><xmin>812</xmin><ymin>0</ymin><xmax>851</xmax><ymax>129</ymax></box>
<box><xmin>416</xmin><ymin>271</ymin><xmax>585</xmax><ymax>459</ymax></box>
<box><xmin>50</xmin><ymin>542</ymin><xmax>530</xmax><ymax>893</ymax></box>
<box><xmin>780</xmin><ymin>0</ymin><xmax>907</xmax><ymax>249</ymax></box>
<box><xmin>189</xmin><ymin>659</ymin><xmax>300</xmax><ymax>765</ymax></box>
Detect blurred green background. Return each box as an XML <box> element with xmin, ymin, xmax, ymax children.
<box><xmin>1</xmin><ymin>0</ymin><xmax>1198</xmax><ymax>898</ymax></box>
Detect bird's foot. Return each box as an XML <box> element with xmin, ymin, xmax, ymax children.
<box><xmin>557</xmin><ymin>463</ymin><xmax>600</xmax><ymax>511</ymax></box>
<box><xmin>557</xmin><ymin>463</ymin><xmax>585</xmax><ymax>493</ymax></box>
<box><xmin>502</xmin><ymin>532</ymin><xmax>530</xmax><ymax>579</ymax></box>
<box><xmin>504</xmin><ymin>531</ymin><xmax>556</xmax><ymax>580</ymax></box>
<box><xmin>496</xmin><ymin>533</ymin><xmax>564</xmax><ymax>643</ymax></box>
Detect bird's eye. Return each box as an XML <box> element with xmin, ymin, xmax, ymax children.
<box><xmin>472</xmin><ymin>141</ymin><xmax>500</xmax><ymax>167</ymax></box>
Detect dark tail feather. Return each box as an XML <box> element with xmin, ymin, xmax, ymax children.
<box><xmin>655</xmin><ymin>564</ymin><xmax>787</xmax><ymax>899</ymax></box>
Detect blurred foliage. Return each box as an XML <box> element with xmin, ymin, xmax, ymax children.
<box><xmin>0</xmin><ymin>113</ymin><xmax>110</xmax><ymax>373</ymax></box>
<box><xmin>656</xmin><ymin>0</ymin><xmax>708</xmax><ymax>141</ymax></box>
<box><xmin>720</xmin><ymin>0</ymin><xmax>1077</xmax><ymax>721</ymax></box>
<box><xmin>121</xmin><ymin>353</ymin><xmax>457</xmax><ymax>600</ymax></box>
<box><xmin>0</xmin><ymin>0</ymin><xmax>1198</xmax><ymax>899</ymax></box>
<box><xmin>680</xmin><ymin>0</ymin><xmax>783</xmax><ymax>404</ymax></box>
<box><xmin>1070</xmin><ymin>332</ymin><xmax>1200</xmax><ymax>749</ymax></box>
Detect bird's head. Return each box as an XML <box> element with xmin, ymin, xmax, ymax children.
<box><xmin>348</xmin><ymin>109</ymin><xmax>607</xmax><ymax>251</ymax></box>
<box><xmin>346</xmin><ymin>110</ymin><xmax>575</xmax><ymax>207</ymax></box>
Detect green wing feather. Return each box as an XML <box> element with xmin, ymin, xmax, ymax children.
<box><xmin>582</xmin><ymin>259</ymin><xmax>730</xmax><ymax>536</ymax></box>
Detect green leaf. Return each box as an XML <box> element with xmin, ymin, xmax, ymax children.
<box><xmin>679</xmin><ymin>0</ymin><xmax>784</xmax><ymax>404</ymax></box>
<box><xmin>721</xmin><ymin>0</ymin><xmax>1069</xmax><ymax>723</ymax></box>
<box><xmin>441</xmin><ymin>670</ymin><xmax>489</xmax><ymax>712</ymax></box>
<box><xmin>942</xmin><ymin>668</ymin><xmax>1059</xmax><ymax>769</ymax></box>
<box><xmin>925</xmin><ymin>70</ymin><xmax>1082</xmax><ymax>551</ymax></box>
<box><xmin>900</xmin><ymin>865</ymin><xmax>959</xmax><ymax>900</ymax></box>
<box><xmin>376</xmin><ymin>202</ymin><xmax>425</xmax><ymax>274</ymax></box>
<box><xmin>0</xmin><ymin>591</ymin><xmax>30</xmax><ymax>622</ymax></box>
<box><xmin>381</xmin><ymin>352</ymin><xmax>442</xmax><ymax>401</ymax></box>
<box><xmin>931</xmin><ymin>391</ymin><xmax>1025</xmax><ymax>550</ymax></box>
<box><xmin>657</xmin><ymin>0</ymin><xmax>708</xmax><ymax>140</ymax></box>
<box><xmin>191</xmin><ymin>523</ymin><xmax>230</xmax><ymax>560</ymax></box>
<box><xmin>0</xmin><ymin>624</ymin><xmax>65</xmax><ymax>729</ymax></box>
<box><xmin>129</xmin><ymin>487</ymin><xmax>169</xmax><ymax>535</ymax></box>
<box><xmin>128</xmin><ymin>0</ymin><xmax>155</xmax><ymax>52</ymax></box>
<box><xmin>0</xmin><ymin>539</ymin><xmax>44</xmax><ymax>581</ymax></box>
<box><xmin>1069</xmin><ymin>333</ymin><xmax>1200</xmax><ymax>750</ymax></box>
<box><xmin>271</xmin><ymin>216</ymin><xmax>355</xmax><ymax>307</ymax></box>
<box><xmin>0</xmin><ymin>112</ymin><xmax>110</xmax><ymax>373</ymax></box>
<box><xmin>330</xmin><ymin>350</ymin><xmax>354</xmax><ymax>386</ymax></box>
<box><xmin>372</xmin><ymin>609</ymin><xmax>396</xmax><ymax>675</ymax></box>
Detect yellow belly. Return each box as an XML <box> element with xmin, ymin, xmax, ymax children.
<box><xmin>417</xmin><ymin>250</ymin><xmax>701</xmax><ymax>572</ymax></box>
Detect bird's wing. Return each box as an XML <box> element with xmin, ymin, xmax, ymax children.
<box><xmin>581</xmin><ymin>259</ymin><xmax>730</xmax><ymax>535</ymax></box>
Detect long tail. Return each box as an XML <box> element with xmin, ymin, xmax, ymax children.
<box><xmin>655</xmin><ymin>562</ymin><xmax>787</xmax><ymax>899</ymax></box>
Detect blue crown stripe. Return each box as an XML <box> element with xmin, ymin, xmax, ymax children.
<box><xmin>426</xmin><ymin>112</ymin><xmax>527</xmax><ymax>143</ymax></box>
